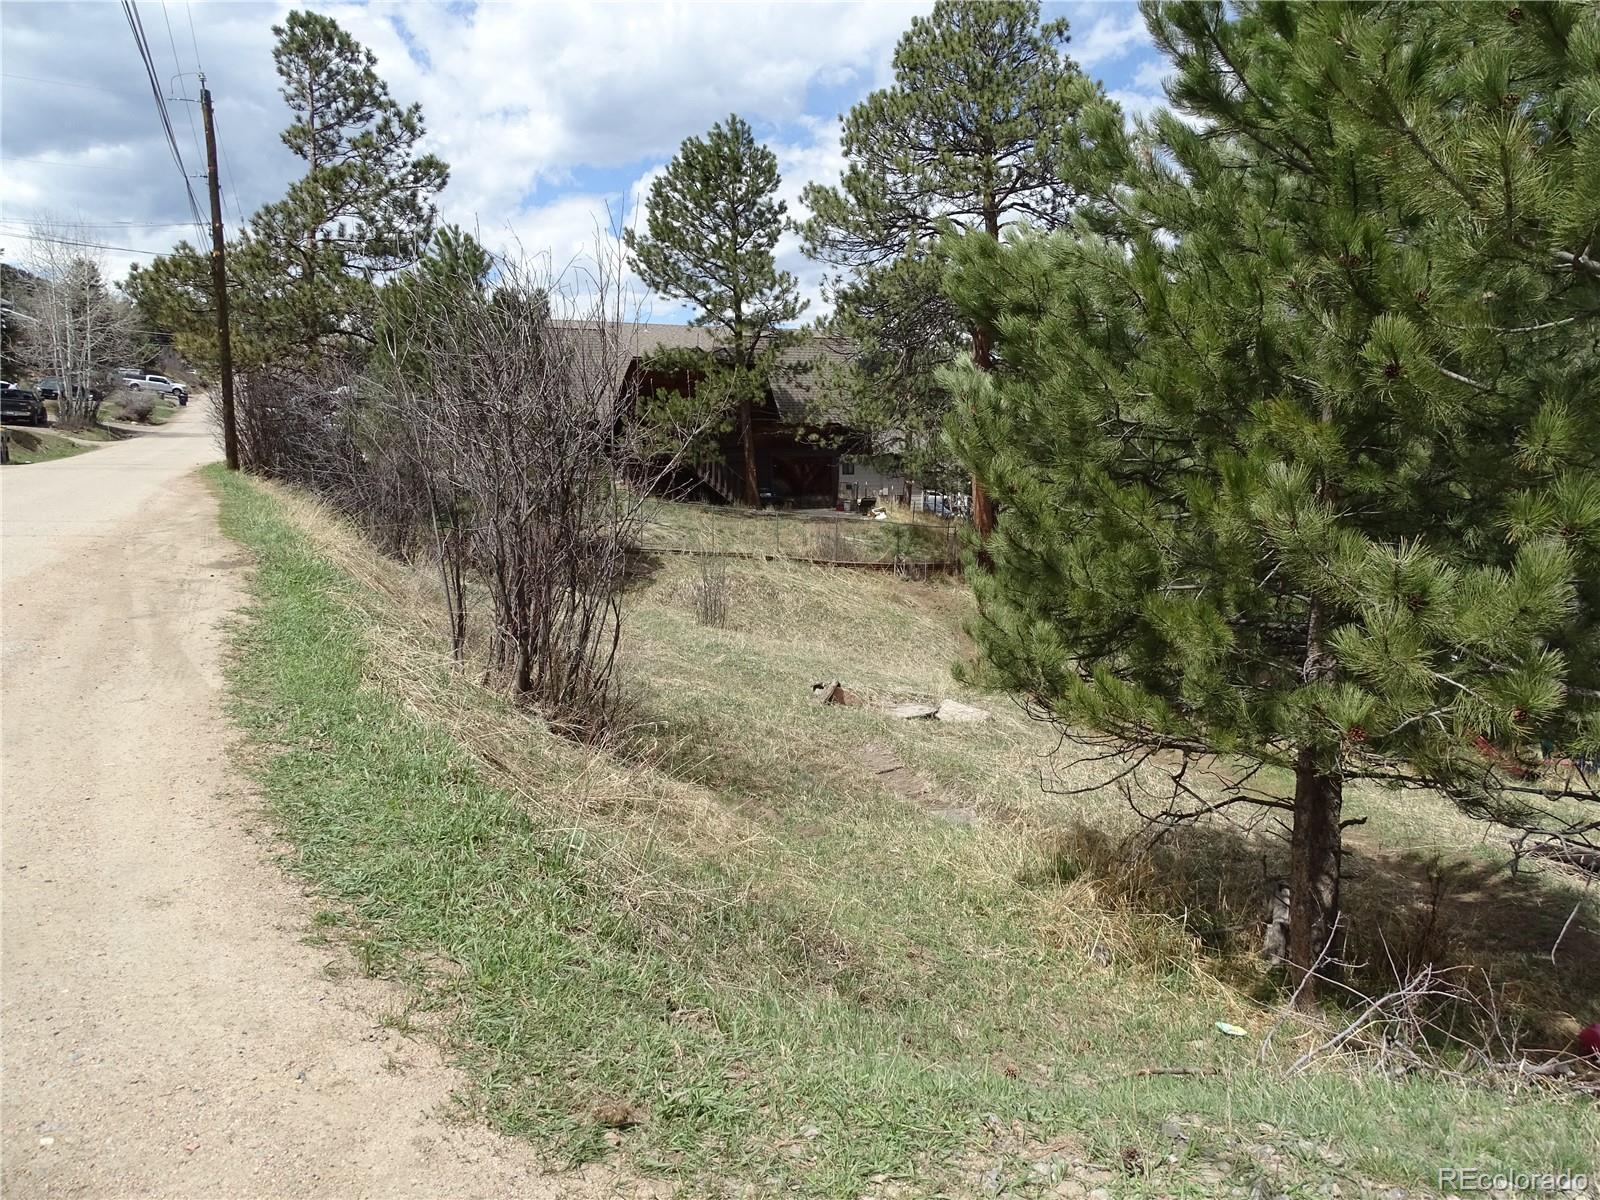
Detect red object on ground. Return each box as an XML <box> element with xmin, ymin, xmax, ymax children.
<box><xmin>1578</xmin><ymin>1022</ymin><xmax>1600</xmax><ymax>1058</ymax></box>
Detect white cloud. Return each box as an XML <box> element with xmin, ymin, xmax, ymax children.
<box><xmin>1107</xmin><ymin>89</ymin><xmax>1164</xmax><ymax>121</ymax></box>
<box><xmin>1132</xmin><ymin>58</ymin><xmax>1172</xmax><ymax>92</ymax></box>
<box><xmin>323</xmin><ymin>0</ymin><xmax>918</xmax><ymax>249</ymax></box>
<box><xmin>1071</xmin><ymin>12</ymin><xmax>1149</xmax><ymax>70</ymax></box>
<box><xmin>1</xmin><ymin>0</ymin><xmax>920</xmax><ymax>300</ymax></box>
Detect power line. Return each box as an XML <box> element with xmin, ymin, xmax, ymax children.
<box><xmin>0</xmin><ymin>231</ymin><xmax>173</xmax><ymax>257</ymax></box>
<box><xmin>0</xmin><ymin>218</ymin><xmax>199</xmax><ymax>230</ymax></box>
<box><xmin>184</xmin><ymin>0</ymin><xmax>245</xmax><ymax>227</ymax></box>
<box><xmin>160</xmin><ymin>1</ymin><xmax>208</xmax><ymax>195</ymax></box>
<box><xmin>183</xmin><ymin>0</ymin><xmax>202</xmax><ymax>67</ymax></box>
<box><xmin>121</xmin><ymin>0</ymin><xmax>206</xmax><ymax>232</ymax></box>
<box><xmin>6</xmin><ymin>157</ymin><xmax>152</xmax><ymax>174</ymax></box>
<box><xmin>219</xmin><ymin>139</ymin><xmax>247</xmax><ymax>228</ymax></box>
<box><xmin>0</xmin><ymin>73</ymin><xmax>125</xmax><ymax>96</ymax></box>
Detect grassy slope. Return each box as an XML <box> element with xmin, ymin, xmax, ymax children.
<box><xmin>211</xmin><ymin>468</ymin><xmax>1596</xmax><ymax>1198</ymax></box>
<box><xmin>3</xmin><ymin>427</ymin><xmax>92</xmax><ymax>464</ymax></box>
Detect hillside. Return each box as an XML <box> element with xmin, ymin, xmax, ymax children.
<box><xmin>212</xmin><ymin>472</ymin><xmax>1598</xmax><ymax>1198</ymax></box>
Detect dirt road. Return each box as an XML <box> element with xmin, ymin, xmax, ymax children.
<box><xmin>1</xmin><ymin>403</ymin><xmax>622</xmax><ymax>1198</ymax></box>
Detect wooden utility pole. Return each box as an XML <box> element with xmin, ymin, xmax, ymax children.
<box><xmin>199</xmin><ymin>75</ymin><xmax>239</xmax><ymax>470</ymax></box>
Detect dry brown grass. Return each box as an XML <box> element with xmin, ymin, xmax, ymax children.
<box><xmin>230</xmin><ymin>479</ymin><xmax>1600</xmax><ymax>1194</ymax></box>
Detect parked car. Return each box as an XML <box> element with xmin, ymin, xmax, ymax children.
<box><xmin>36</xmin><ymin>377</ymin><xmax>64</xmax><ymax>401</ymax></box>
<box><xmin>1</xmin><ymin>388</ymin><xmax>47</xmax><ymax>427</ymax></box>
<box><xmin>126</xmin><ymin>373</ymin><xmax>187</xmax><ymax>405</ymax></box>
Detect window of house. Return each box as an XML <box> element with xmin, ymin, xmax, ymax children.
<box><xmin>841</xmin><ymin>460</ymin><xmax>855</xmax><ymax>475</ymax></box>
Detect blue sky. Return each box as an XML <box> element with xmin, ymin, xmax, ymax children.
<box><xmin>1</xmin><ymin>1</ymin><xmax>1173</xmax><ymax>317</ymax></box>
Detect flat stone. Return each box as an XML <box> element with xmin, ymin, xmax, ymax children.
<box><xmin>935</xmin><ymin>698</ymin><xmax>991</xmax><ymax>723</ymax></box>
<box><xmin>883</xmin><ymin>703</ymin><xmax>938</xmax><ymax>720</ymax></box>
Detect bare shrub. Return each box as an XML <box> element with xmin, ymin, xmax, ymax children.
<box><xmin>811</xmin><ymin>520</ymin><xmax>849</xmax><ymax>562</ymax></box>
<box><xmin>692</xmin><ymin>554</ymin><xmax>730</xmax><ymax>628</ymax></box>
<box><xmin>368</xmin><ymin>244</ymin><xmax>709</xmax><ymax>736</ymax></box>
<box><xmin>232</xmin><ymin>234</ymin><xmax>708</xmax><ymax>737</ymax></box>
<box><xmin>893</xmin><ymin>554</ymin><xmax>929</xmax><ymax>583</ymax></box>
<box><xmin>120</xmin><ymin>393</ymin><xmax>156</xmax><ymax>423</ymax></box>
<box><xmin>232</xmin><ymin>363</ymin><xmax>428</xmax><ymax>562</ymax></box>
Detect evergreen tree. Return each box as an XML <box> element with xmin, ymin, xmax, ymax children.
<box><xmin>800</xmin><ymin>0</ymin><xmax>1112</xmax><ymax>534</ymax></box>
<box><xmin>625</xmin><ymin>113</ymin><xmax>804</xmax><ymax>505</ymax></box>
<box><xmin>128</xmin><ymin>9</ymin><xmax>448</xmax><ymax>373</ymax></box>
<box><xmin>942</xmin><ymin>0</ymin><xmax>1600</xmax><ymax>1003</ymax></box>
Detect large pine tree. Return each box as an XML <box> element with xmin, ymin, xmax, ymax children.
<box><xmin>625</xmin><ymin>113</ymin><xmax>804</xmax><ymax>506</ymax></box>
<box><xmin>129</xmin><ymin>10</ymin><xmax>448</xmax><ymax>373</ymax></box>
<box><xmin>943</xmin><ymin>0</ymin><xmax>1600</xmax><ymax>1002</ymax></box>
<box><xmin>800</xmin><ymin>0</ymin><xmax>1110</xmax><ymax>535</ymax></box>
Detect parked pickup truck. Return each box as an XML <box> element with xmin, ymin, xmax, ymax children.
<box><xmin>1</xmin><ymin>387</ymin><xmax>47</xmax><ymax>427</ymax></box>
<box><xmin>126</xmin><ymin>374</ymin><xmax>188</xmax><ymax>405</ymax></box>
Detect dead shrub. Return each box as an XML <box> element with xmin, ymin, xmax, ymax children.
<box><xmin>234</xmin><ymin>242</ymin><xmax>711</xmax><ymax>740</ymax></box>
<box><xmin>811</xmin><ymin>521</ymin><xmax>850</xmax><ymax>562</ymax></box>
<box><xmin>120</xmin><ymin>393</ymin><xmax>156</xmax><ymax>423</ymax></box>
<box><xmin>692</xmin><ymin>554</ymin><xmax>730</xmax><ymax>628</ymax></box>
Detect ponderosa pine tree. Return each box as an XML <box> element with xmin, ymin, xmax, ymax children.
<box><xmin>800</xmin><ymin>0</ymin><xmax>1111</xmax><ymax>535</ymax></box>
<box><xmin>625</xmin><ymin>113</ymin><xmax>804</xmax><ymax>505</ymax></box>
<box><xmin>943</xmin><ymin>0</ymin><xmax>1600</xmax><ymax>1003</ymax></box>
<box><xmin>128</xmin><ymin>9</ymin><xmax>448</xmax><ymax>373</ymax></box>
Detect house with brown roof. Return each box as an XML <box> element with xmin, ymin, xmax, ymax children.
<box><xmin>604</xmin><ymin>321</ymin><xmax>870</xmax><ymax>509</ymax></box>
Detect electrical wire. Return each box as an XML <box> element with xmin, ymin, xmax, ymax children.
<box><xmin>0</xmin><ymin>217</ymin><xmax>199</xmax><ymax>230</ymax></box>
<box><xmin>219</xmin><ymin>139</ymin><xmax>247</xmax><ymax>229</ymax></box>
<box><xmin>0</xmin><ymin>73</ymin><xmax>125</xmax><ymax>96</ymax></box>
<box><xmin>185</xmin><ymin>0</ymin><xmax>246</xmax><ymax>228</ymax></box>
<box><xmin>6</xmin><ymin>157</ymin><xmax>147</xmax><ymax>173</ymax></box>
<box><xmin>160</xmin><ymin>0</ymin><xmax>208</xmax><ymax>189</ymax></box>
<box><xmin>183</xmin><ymin>1</ymin><xmax>202</xmax><ymax>74</ymax></box>
<box><xmin>120</xmin><ymin>0</ymin><xmax>206</xmax><ymax>233</ymax></box>
<box><xmin>0</xmin><ymin>230</ymin><xmax>172</xmax><ymax>257</ymax></box>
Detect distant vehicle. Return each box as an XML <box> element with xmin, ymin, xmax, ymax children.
<box><xmin>36</xmin><ymin>377</ymin><xmax>64</xmax><ymax>401</ymax></box>
<box><xmin>1</xmin><ymin>388</ymin><xmax>47</xmax><ymax>427</ymax></box>
<box><xmin>920</xmin><ymin>492</ymin><xmax>954</xmax><ymax>519</ymax></box>
<box><xmin>126</xmin><ymin>374</ymin><xmax>188</xmax><ymax>404</ymax></box>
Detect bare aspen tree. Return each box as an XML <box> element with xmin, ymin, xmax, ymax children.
<box><xmin>18</xmin><ymin>219</ymin><xmax>136</xmax><ymax>428</ymax></box>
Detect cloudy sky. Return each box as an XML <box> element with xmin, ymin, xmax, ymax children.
<box><xmin>1</xmin><ymin>0</ymin><xmax>1172</xmax><ymax>322</ymax></box>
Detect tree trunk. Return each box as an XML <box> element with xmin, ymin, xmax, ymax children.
<box><xmin>1287</xmin><ymin>745</ymin><xmax>1343</xmax><ymax>1009</ymax></box>
<box><xmin>969</xmin><ymin>324</ymin><xmax>997</xmax><ymax>540</ymax></box>
<box><xmin>968</xmin><ymin>190</ymin><xmax>1001</xmax><ymax>541</ymax></box>
<box><xmin>738</xmin><ymin>392</ymin><xmax>758</xmax><ymax>506</ymax></box>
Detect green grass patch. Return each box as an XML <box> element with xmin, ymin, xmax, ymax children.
<box><xmin>3</xmin><ymin>427</ymin><xmax>93</xmax><ymax>464</ymax></box>
<box><xmin>211</xmin><ymin>468</ymin><xmax>1598</xmax><ymax>1197</ymax></box>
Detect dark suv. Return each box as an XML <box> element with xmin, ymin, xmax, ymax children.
<box><xmin>1</xmin><ymin>388</ymin><xmax>47</xmax><ymax>427</ymax></box>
